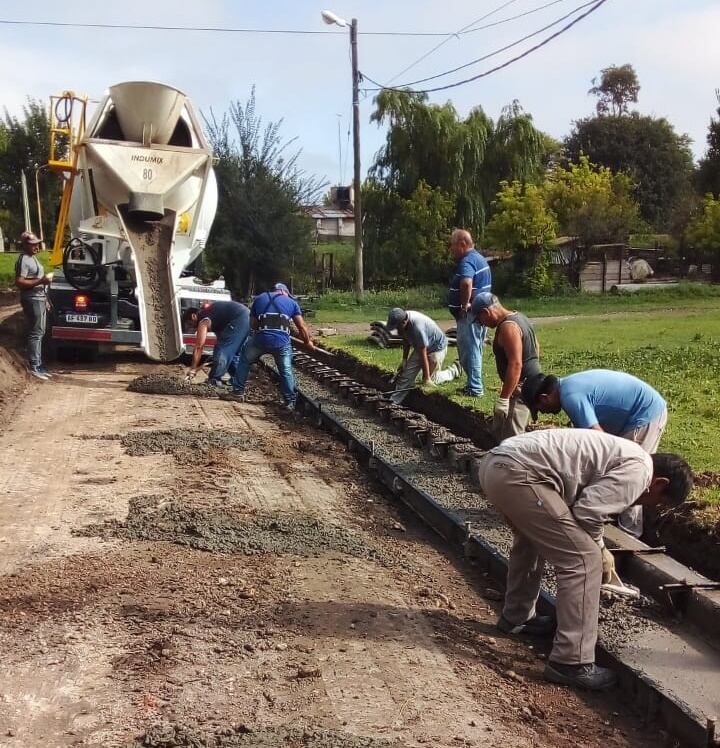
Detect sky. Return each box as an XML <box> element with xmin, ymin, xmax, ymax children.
<box><xmin>1</xmin><ymin>0</ymin><xmax>719</xmax><ymax>189</ymax></box>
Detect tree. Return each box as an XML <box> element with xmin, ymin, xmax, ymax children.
<box><xmin>203</xmin><ymin>88</ymin><xmax>325</xmax><ymax>296</ymax></box>
<box><xmin>544</xmin><ymin>156</ymin><xmax>644</xmax><ymax>247</ymax></box>
<box><xmin>485</xmin><ymin>181</ymin><xmax>559</xmax><ymax>296</ymax></box>
<box><xmin>697</xmin><ymin>91</ymin><xmax>720</xmax><ymax>198</ymax></box>
<box><xmin>685</xmin><ymin>194</ymin><xmax>720</xmax><ymax>279</ymax></box>
<box><xmin>0</xmin><ymin>99</ymin><xmax>62</xmax><ymax>244</ymax></box>
<box><xmin>588</xmin><ymin>64</ymin><xmax>640</xmax><ymax>117</ymax></box>
<box><xmin>565</xmin><ymin>113</ymin><xmax>694</xmax><ymax>231</ymax></box>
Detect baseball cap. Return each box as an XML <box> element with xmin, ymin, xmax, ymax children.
<box><xmin>470</xmin><ymin>292</ymin><xmax>499</xmax><ymax>316</ymax></box>
<box><xmin>521</xmin><ymin>373</ymin><xmax>557</xmax><ymax>420</ymax></box>
<box><xmin>386</xmin><ymin>307</ymin><xmax>407</xmax><ymax>333</ymax></box>
<box><xmin>19</xmin><ymin>231</ymin><xmax>42</xmax><ymax>245</ymax></box>
<box><xmin>273</xmin><ymin>282</ymin><xmax>290</xmax><ymax>295</ymax></box>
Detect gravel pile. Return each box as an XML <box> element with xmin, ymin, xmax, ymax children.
<box><xmin>77</xmin><ymin>494</ymin><xmax>390</xmax><ymax>563</ymax></box>
<box><xmin>137</xmin><ymin>724</ymin><xmax>405</xmax><ymax>748</ymax></box>
<box><xmin>129</xmin><ymin>373</ymin><xmax>221</xmax><ymax>398</ymax></box>
<box><xmin>119</xmin><ymin>429</ymin><xmax>258</xmax><ymax>457</ymax></box>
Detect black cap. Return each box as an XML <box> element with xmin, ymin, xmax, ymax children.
<box><xmin>521</xmin><ymin>373</ymin><xmax>557</xmax><ymax>420</ymax></box>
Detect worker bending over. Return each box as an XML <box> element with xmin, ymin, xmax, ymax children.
<box><xmin>385</xmin><ymin>307</ymin><xmax>462</xmax><ymax>404</ymax></box>
<box><xmin>222</xmin><ymin>283</ymin><xmax>314</xmax><ymax>409</ymax></box>
<box><xmin>476</xmin><ymin>428</ymin><xmax>692</xmax><ymax>690</ymax></box>
<box><xmin>183</xmin><ymin>300</ymin><xmax>250</xmax><ymax>387</ymax></box>
<box><xmin>470</xmin><ymin>292</ymin><xmax>540</xmax><ymax>442</ymax></box>
<box><xmin>522</xmin><ymin>369</ymin><xmax>668</xmax><ymax>538</ymax></box>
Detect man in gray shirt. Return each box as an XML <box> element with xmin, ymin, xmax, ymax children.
<box><xmin>475</xmin><ymin>429</ymin><xmax>692</xmax><ymax>690</ymax></box>
<box><xmin>386</xmin><ymin>307</ymin><xmax>461</xmax><ymax>404</ymax></box>
<box><xmin>15</xmin><ymin>231</ymin><xmax>51</xmax><ymax>380</ymax></box>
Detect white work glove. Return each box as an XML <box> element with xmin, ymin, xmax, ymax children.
<box><xmin>597</xmin><ymin>539</ymin><xmax>616</xmax><ymax>584</ymax></box>
<box><xmin>494</xmin><ymin>397</ymin><xmax>510</xmax><ymax>416</ymax></box>
<box><xmin>184</xmin><ymin>368</ymin><xmax>199</xmax><ymax>383</ymax></box>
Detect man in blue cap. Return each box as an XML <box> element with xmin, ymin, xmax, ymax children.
<box><xmin>447</xmin><ymin>229</ymin><xmax>491</xmax><ymax>397</ymax></box>
<box><xmin>222</xmin><ymin>283</ymin><xmax>314</xmax><ymax>408</ymax></box>
<box><xmin>385</xmin><ymin>307</ymin><xmax>462</xmax><ymax>404</ymax></box>
<box><xmin>471</xmin><ymin>292</ymin><xmax>540</xmax><ymax>442</ymax></box>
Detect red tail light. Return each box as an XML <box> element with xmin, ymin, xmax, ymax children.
<box><xmin>74</xmin><ymin>294</ymin><xmax>89</xmax><ymax>311</ymax></box>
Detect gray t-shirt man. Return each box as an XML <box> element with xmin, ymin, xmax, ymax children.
<box><xmin>15</xmin><ymin>253</ymin><xmax>46</xmax><ymax>300</ymax></box>
<box><xmin>403</xmin><ymin>311</ymin><xmax>447</xmax><ymax>354</ymax></box>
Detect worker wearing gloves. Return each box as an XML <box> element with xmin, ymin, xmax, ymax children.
<box><xmin>521</xmin><ymin>370</ymin><xmax>668</xmax><ymax>538</ymax></box>
<box><xmin>470</xmin><ymin>292</ymin><xmax>540</xmax><ymax>442</ymax></box>
<box><xmin>447</xmin><ymin>229</ymin><xmax>492</xmax><ymax>397</ymax></box>
<box><xmin>475</xmin><ymin>428</ymin><xmax>692</xmax><ymax>690</ymax></box>
<box><xmin>222</xmin><ymin>283</ymin><xmax>314</xmax><ymax>409</ymax></box>
<box><xmin>385</xmin><ymin>307</ymin><xmax>462</xmax><ymax>404</ymax></box>
<box><xmin>183</xmin><ymin>300</ymin><xmax>250</xmax><ymax>387</ymax></box>
<box><xmin>15</xmin><ymin>231</ymin><xmax>52</xmax><ymax>380</ymax></box>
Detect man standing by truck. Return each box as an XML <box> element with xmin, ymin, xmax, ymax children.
<box><xmin>183</xmin><ymin>300</ymin><xmax>250</xmax><ymax>387</ymax></box>
<box><xmin>15</xmin><ymin>231</ymin><xmax>51</xmax><ymax>380</ymax></box>
<box><xmin>222</xmin><ymin>283</ymin><xmax>314</xmax><ymax>408</ymax></box>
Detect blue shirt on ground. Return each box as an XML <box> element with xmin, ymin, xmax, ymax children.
<box><xmin>448</xmin><ymin>248</ymin><xmax>491</xmax><ymax>319</ymax></box>
<box><xmin>251</xmin><ymin>291</ymin><xmax>302</xmax><ymax>349</ymax></box>
<box><xmin>405</xmin><ymin>311</ymin><xmax>447</xmax><ymax>354</ymax></box>
<box><xmin>559</xmin><ymin>369</ymin><xmax>667</xmax><ymax>434</ymax></box>
<box><xmin>199</xmin><ymin>301</ymin><xmax>248</xmax><ymax>334</ymax></box>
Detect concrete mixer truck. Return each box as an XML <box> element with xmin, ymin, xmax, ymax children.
<box><xmin>46</xmin><ymin>82</ymin><xmax>230</xmax><ymax>362</ymax></box>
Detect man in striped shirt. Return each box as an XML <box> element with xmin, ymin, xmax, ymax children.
<box><xmin>447</xmin><ymin>229</ymin><xmax>491</xmax><ymax>396</ymax></box>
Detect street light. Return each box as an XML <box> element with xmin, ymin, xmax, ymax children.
<box><xmin>322</xmin><ymin>9</ymin><xmax>364</xmax><ymax>300</ymax></box>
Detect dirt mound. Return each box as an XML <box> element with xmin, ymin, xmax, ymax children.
<box><xmin>118</xmin><ymin>428</ymin><xmax>260</xmax><ymax>457</ymax></box>
<box><xmin>137</xmin><ymin>724</ymin><xmax>404</xmax><ymax>747</ymax></box>
<box><xmin>0</xmin><ymin>302</ymin><xmax>28</xmax><ymax>420</ymax></box>
<box><xmin>76</xmin><ymin>495</ymin><xmax>389</xmax><ymax>562</ymax></box>
<box><xmin>129</xmin><ymin>373</ymin><xmax>222</xmax><ymax>398</ymax></box>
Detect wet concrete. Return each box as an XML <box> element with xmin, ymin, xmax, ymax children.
<box><xmin>137</xmin><ymin>724</ymin><xmax>405</xmax><ymax>747</ymax></box>
<box><xmin>118</xmin><ymin>429</ymin><xmax>259</xmax><ymax>457</ymax></box>
<box><xmin>129</xmin><ymin>373</ymin><xmax>221</xmax><ymax>398</ymax></box>
<box><xmin>76</xmin><ymin>495</ymin><xmax>391</xmax><ymax>563</ymax></box>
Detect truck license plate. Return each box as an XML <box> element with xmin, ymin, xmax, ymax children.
<box><xmin>66</xmin><ymin>314</ymin><xmax>98</xmax><ymax>324</ymax></box>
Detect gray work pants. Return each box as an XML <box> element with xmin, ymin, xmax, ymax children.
<box><xmin>391</xmin><ymin>348</ymin><xmax>459</xmax><ymax>404</ymax></box>
<box><xmin>21</xmin><ymin>297</ymin><xmax>47</xmax><ymax>368</ymax></box>
<box><xmin>477</xmin><ymin>454</ymin><xmax>602</xmax><ymax>665</ymax></box>
<box><xmin>491</xmin><ymin>394</ymin><xmax>531</xmax><ymax>443</ymax></box>
<box><xmin>617</xmin><ymin>407</ymin><xmax>668</xmax><ymax>537</ymax></box>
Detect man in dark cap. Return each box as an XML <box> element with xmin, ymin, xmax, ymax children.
<box><xmin>15</xmin><ymin>231</ymin><xmax>51</xmax><ymax>380</ymax></box>
<box><xmin>470</xmin><ymin>292</ymin><xmax>540</xmax><ymax>442</ymax></box>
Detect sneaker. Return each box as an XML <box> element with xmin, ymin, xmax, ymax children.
<box><xmin>27</xmin><ymin>366</ymin><xmax>50</xmax><ymax>381</ymax></box>
<box><xmin>544</xmin><ymin>661</ymin><xmax>617</xmax><ymax>691</ymax></box>
<box><xmin>497</xmin><ymin>614</ymin><xmax>555</xmax><ymax>637</ymax></box>
<box><xmin>207</xmin><ymin>379</ymin><xmax>230</xmax><ymax>391</ymax></box>
<box><xmin>37</xmin><ymin>366</ymin><xmax>53</xmax><ymax>378</ymax></box>
<box><xmin>219</xmin><ymin>390</ymin><xmax>246</xmax><ymax>403</ymax></box>
<box><xmin>284</xmin><ymin>400</ymin><xmax>296</xmax><ymax>411</ymax></box>
<box><xmin>460</xmin><ymin>387</ymin><xmax>483</xmax><ymax>397</ymax></box>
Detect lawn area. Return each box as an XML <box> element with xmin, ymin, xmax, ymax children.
<box><xmin>0</xmin><ymin>251</ymin><xmax>52</xmax><ymax>289</ymax></box>
<box><xmin>327</xmin><ymin>306</ymin><xmax>720</xmax><ymax>490</ymax></box>
<box><xmin>313</xmin><ymin>283</ymin><xmax>720</xmax><ymax>323</ymax></box>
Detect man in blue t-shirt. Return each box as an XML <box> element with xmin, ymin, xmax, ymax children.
<box><xmin>447</xmin><ymin>229</ymin><xmax>491</xmax><ymax>397</ymax></box>
<box><xmin>184</xmin><ymin>300</ymin><xmax>250</xmax><ymax>387</ymax></box>
<box><xmin>222</xmin><ymin>283</ymin><xmax>314</xmax><ymax>408</ymax></box>
<box><xmin>521</xmin><ymin>369</ymin><xmax>668</xmax><ymax>537</ymax></box>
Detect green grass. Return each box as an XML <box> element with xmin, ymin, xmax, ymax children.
<box><xmin>328</xmin><ymin>305</ymin><xmax>720</xmax><ymax>488</ymax></box>
<box><xmin>313</xmin><ymin>283</ymin><xmax>720</xmax><ymax>324</ymax></box>
<box><xmin>0</xmin><ymin>251</ymin><xmax>52</xmax><ymax>289</ymax></box>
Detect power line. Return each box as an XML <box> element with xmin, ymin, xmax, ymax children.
<box><xmin>395</xmin><ymin>0</ymin><xmax>598</xmax><ymax>89</ymax></box>
<box><xmin>386</xmin><ymin>0</ymin><xmax>522</xmax><ymax>85</ymax></box>
<box><xmin>460</xmin><ymin>0</ymin><xmax>568</xmax><ymax>34</ymax></box>
<box><xmin>361</xmin><ymin>0</ymin><xmax>608</xmax><ymax>94</ymax></box>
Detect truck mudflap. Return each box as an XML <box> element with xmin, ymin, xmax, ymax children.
<box><xmin>51</xmin><ymin>327</ymin><xmax>215</xmax><ymax>353</ymax></box>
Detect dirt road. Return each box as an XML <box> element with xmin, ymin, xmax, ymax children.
<box><xmin>0</xmin><ymin>331</ymin><xmax>664</xmax><ymax>746</ymax></box>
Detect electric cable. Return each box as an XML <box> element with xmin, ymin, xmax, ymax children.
<box><xmin>361</xmin><ymin>0</ymin><xmax>608</xmax><ymax>94</ymax></box>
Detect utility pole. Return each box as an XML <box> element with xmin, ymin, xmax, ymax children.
<box><xmin>350</xmin><ymin>17</ymin><xmax>364</xmax><ymax>301</ymax></box>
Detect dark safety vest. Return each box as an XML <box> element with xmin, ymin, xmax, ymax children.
<box><xmin>256</xmin><ymin>292</ymin><xmax>291</xmax><ymax>333</ymax></box>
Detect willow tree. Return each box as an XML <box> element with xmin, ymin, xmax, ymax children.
<box><xmin>364</xmin><ymin>90</ymin><xmax>545</xmax><ymax>283</ymax></box>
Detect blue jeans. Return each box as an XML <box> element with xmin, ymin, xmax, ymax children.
<box><xmin>209</xmin><ymin>315</ymin><xmax>250</xmax><ymax>383</ymax></box>
<box><xmin>455</xmin><ymin>316</ymin><xmax>485</xmax><ymax>395</ymax></box>
<box><xmin>21</xmin><ymin>297</ymin><xmax>47</xmax><ymax>368</ymax></box>
<box><xmin>232</xmin><ymin>337</ymin><xmax>296</xmax><ymax>404</ymax></box>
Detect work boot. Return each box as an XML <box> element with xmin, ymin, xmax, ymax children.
<box><xmin>544</xmin><ymin>661</ymin><xmax>617</xmax><ymax>691</ymax></box>
<box><xmin>497</xmin><ymin>614</ymin><xmax>555</xmax><ymax>637</ymax></box>
<box><xmin>220</xmin><ymin>390</ymin><xmax>245</xmax><ymax>403</ymax></box>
